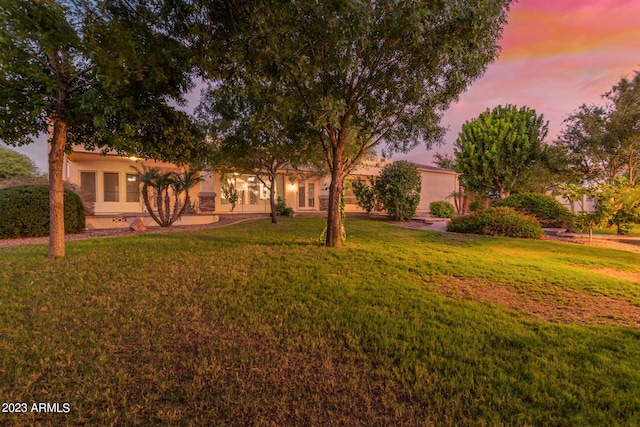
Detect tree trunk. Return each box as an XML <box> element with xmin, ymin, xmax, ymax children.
<box><xmin>48</xmin><ymin>118</ymin><xmax>67</xmax><ymax>258</ymax></box>
<box><xmin>629</xmin><ymin>148</ymin><xmax>635</xmax><ymax>185</ymax></box>
<box><xmin>269</xmin><ymin>174</ymin><xmax>277</xmax><ymax>224</ymax></box>
<box><xmin>326</xmin><ymin>165</ymin><xmax>345</xmax><ymax>247</ymax></box>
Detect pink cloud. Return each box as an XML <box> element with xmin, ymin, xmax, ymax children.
<box><xmin>399</xmin><ymin>0</ymin><xmax>640</xmax><ymax>166</ymax></box>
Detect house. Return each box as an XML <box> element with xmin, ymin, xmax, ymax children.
<box><xmin>63</xmin><ymin>146</ymin><xmax>459</xmax><ymax>227</ymax></box>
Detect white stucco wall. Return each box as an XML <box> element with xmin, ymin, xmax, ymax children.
<box><xmin>417</xmin><ymin>169</ymin><xmax>459</xmax><ymax>212</ymax></box>
<box><xmin>65</xmin><ymin>152</ymin><xmax>210</xmax><ymax>215</ymax></box>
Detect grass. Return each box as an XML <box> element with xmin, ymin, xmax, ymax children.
<box><xmin>592</xmin><ymin>223</ymin><xmax>640</xmax><ymax>236</ymax></box>
<box><xmin>2</xmin><ymin>217</ymin><xmax>640</xmax><ymax>425</ymax></box>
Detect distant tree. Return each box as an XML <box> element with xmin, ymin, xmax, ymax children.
<box><xmin>192</xmin><ymin>0</ymin><xmax>513</xmax><ymax>246</ymax></box>
<box><xmin>559</xmin><ymin>179</ymin><xmax>640</xmax><ymax>240</ymax></box>
<box><xmin>0</xmin><ymin>1</ymin><xmax>203</xmax><ymax>257</ymax></box>
<box><xmin>515</xmin><ymin>144</ymin><xmax>578</xmax><ymax>194</ymax></box>
<box><xmin>433</xmin><ymin>153</ymin><xmax>458</xmax><ymax>171</ymax></box>
<box><xmin>557</xmin><ymin>71</ymin><xmax>640</xmax><ymax>185</ymax></box>
<box><xmin>454</xmin><ymin>104</ymin><xmax>548</xmax><ymax>199</ymax></box>
<box><xmin>375</xmin><ymin>161</ymin><xmax>421</xmax><ymax>221</ymax></box>
<box><xmin>0</xmin><ymin>147</ymin><xmax>39</xmax><ymax>181</ymax></box>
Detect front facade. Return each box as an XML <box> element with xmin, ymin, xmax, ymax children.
<box><xmin>64</xmin><ymin>147</ymin><xmax>459</xmax><ymax>220</ymax></box>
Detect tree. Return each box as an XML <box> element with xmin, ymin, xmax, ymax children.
<box><xmin>192</xmin><ymin>0</ymin><xmax>512</xmax><ymax>247</ymax></box>
<box><xmin>374</xmin><ymin>161</ymin><xmax>421</xmax><ymax>221</ymax></box>
<box><xmin>559</xmin><ymin>179</ymin><xmax>640</xmax><ymax>241</ymax></box>
<box><xmin>0</xmin><ymin>147</ymin><xmax>39</xmax><ymax>181</ymax></box>
<box><xmin>198</xmin><ymin>79</ymin><xmax>321</xmax><ymax>224</ymax></box>
<box><xmin>514</xmin><ymin>144</ymin><xmax>578</xmax><ymax>194</ymax></box>
<box><xmin>0</xmin><ymin>0</ymin><xmax>203</xmax><ymax>257</ymax></box>
<box><xmin>454</xmin><ymin>104</ymin><xmax>548</xmax><ymax>199</ymax></box>
<box><xmin>220</xmin><ymin>178</ymin><xmax>239</xmax><ymax>213</ymax></box>
<box><xmin>557</xmin><ymin>71</ymin><xmax>640</xmax><ymax>185</ymax></box>
<box><xmin>134</xmin><ymin>166</ymin><xmax>203</xmax><ymax>227</ymax></box>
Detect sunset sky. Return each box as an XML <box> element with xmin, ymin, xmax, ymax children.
<box><xmin>6</xmin><ymin>0</ymin><xmax>640</xmax><ymax>171</ymax></box>
<box><xmin>397</xmin><ymin>0</ymin><xmax>640</xmax><ymax>165</ymax></box>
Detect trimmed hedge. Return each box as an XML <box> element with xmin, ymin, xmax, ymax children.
<box><xmin>494</xmin><ymin>193</ymin><xmax>573</xmax><ymax>228</ymax></box>
<box><xmin>429</xmin><ymin>200</ymin><xmax>455</xmax><ymax>218</ymax></box>
<box><xmin>447</xmin><ymin>206</ymin><xmax>543</xmax><ymax>239</ymax></box>
<box><xmin>0</xmin><ymin>185</ymin><xmax>85</xmax><ymax>238</ymax></box>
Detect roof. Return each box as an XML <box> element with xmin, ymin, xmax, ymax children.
<box><xmin>403</xmin><ymin>162</ymin><xmax>458</xmax><ymax>174</ymax></box>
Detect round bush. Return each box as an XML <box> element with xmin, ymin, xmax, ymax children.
<box><xmin>0</xmin><ymin>185</ymin><xmax>85</xmax><ymax>238</ymax></box>
<box><xmin>494</xmin><ymin>193</ymin><xmax>572</xmax><ymax>228</ymax></box>
<box><xmin>447</xmin><ymin>206</ymin><xmax>543</xmax><ymax>239</ymax></box>
<box><xmin>374</xmin><ymin>161</ymin><xmax>421</xmax><ymax>221</ymax></box>
<box><xmin>429</xmin><ymin>200</ymin><xmax>455</xmax><ymax>218</ymax></box>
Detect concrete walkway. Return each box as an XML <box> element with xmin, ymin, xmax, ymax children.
<box><xmin>557</xmin><ymin>231</ymin><xmax>640</xmax><ymax>243</ymax></box>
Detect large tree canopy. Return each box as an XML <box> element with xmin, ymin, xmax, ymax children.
<box><xmin>198</xmin><ymin>79</ymin><xmax>322</xmax><ymax>223</ymax></box>
<box><xmin>0</xmin><ymin>0</ymin><xmax>203</xmax><ymax>257</ymax></box>
<box><xmin>192</xmin><ymin>0</ymin><xmax>512</xmax><ymax>246</ymax></box>
<box><xmin>556</xmin><ymin>70</ymin><xmax>640</xmax><ymax>185</ymax></box>
<box><xmin>454</xmin><ymin>104</ymin><xmax>548</xmax><ymax>199</ymax></box>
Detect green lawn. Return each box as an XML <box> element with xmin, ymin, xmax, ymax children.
<box><xmin>2</xmin><ymin>218</ymin><xmax>640</xmax><ymax>426</ymax></box>
<box><xmin>593</xmin><ymin>223</ymin><xmax>640</xmax><ymax>236</ymax></box>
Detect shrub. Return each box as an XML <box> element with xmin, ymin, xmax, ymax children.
<box><xmin>0</xmin><ymin>185</ymin><xmax>85</xmax><ymax>238</ymax></box>
<box><xmin>447</xmin><ymin>206</ymin><xmax>543</xmax><ymax>239</ymax></box>
<box><xmin>429</xmin><ymin>200</ymin><xmax>455</xmax><ymax>218</ymax></box>
<box><xmin>275</xmin><ymin>197</ymin><xmax>294</xmax><ymax>216</ymax></box>
<box><xmin>469</xmin><ymin>200</ymin><xmax>483</xmax><ymax>212</ymax></box>
<box><xmin>352</xmin><ymin>179</ymin><xmax>378</xmax><ymax>214</ymax></box>
<box><xmin>374</xmin><ymin>161</ymin><xmax>421</xmax><ymax>220</ymax></box>
<box><xmin>494</xmin><ymin>193</ymin><xmax>572</xmax><ymax>228</ymax></box>
<box><xmin>1</xmin><ymin>176</ymin><xmax>95</xmax><ymax>215</ymax></box>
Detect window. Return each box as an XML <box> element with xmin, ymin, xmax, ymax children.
<box><xmin>307</xmin><ymin>183</ymin><xmax>315</xmax><ymax>208</ymax></box>
<box><xmin>247</xmin><ymin>175</ymin><xmax>260</xmax><ymax>205</ymax></box>
<box><xmin>276</xmin><ymin>174</ymin><xmax>284</xmax><ymax>199</ymax></box>
<box><xmin>80</xmin><ymin>172</ymin><xmax>96</xmax><ymax>203</ymax></box>
<box><xmin>126</xmin><ymin>174</ymin><xmax>140</xmax><ymax>202</ymax></box>
<box><xmin>344</xmin><ymin>180</ymin><xmax>357</xmax><ymax>204</ymax></box>
<box><xmin>299</xmin><ymin>183</ymin><xmax>306</xmax><ymax>208</ymax></box>
<box><xmin>298</xmin><ymin>182</ymin><xmax>315</xmax><ymax>208</ymax></box>
<box><xmin>103</xmin><ymin>172</ymin><xmax>119</xmax><ymax>202</ymax></box>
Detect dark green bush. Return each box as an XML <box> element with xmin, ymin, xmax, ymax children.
<box><xmin>352</xmin><ymin>179</ymin><xmax>378</xmax><ymax>214</ymax></box>
<box><xmin>468</xmin><ymin>200</ymin><xmax>483</xmax><ymax>212</ymax></box>
<box><xmin>275</xmin><ymin>197</ymin><xmax>294</xmax><ymax>216</ymax></box>
<box><xmin>375</xmin><ymin>161</ymin><xmax>421</xmax><ymax>221</ymax></box>
<box><xmin>447</xmin><ymin>206</ymin><xmax>543</xmax><ymax>238</ymax></box>
<box><xmin>0</xmin><ymin>185</ymin><xmax>85</xmax><ymax>238</ymax></box>
<box><xmin>494</xmin><ymin>193</ymin><xmax>573</xmax><ymax>228</ymax></box>
<box><xmin>429</xmin><ymin>200</ymin><xmax>455</xmax><ymax>218</ymax></box>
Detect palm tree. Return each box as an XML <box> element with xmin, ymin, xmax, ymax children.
<box><xmin>133</xmin><ymin>166</ymin><xmax>202</xmax><ymax>226</ymax></box>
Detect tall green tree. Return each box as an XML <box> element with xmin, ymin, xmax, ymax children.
<box><xmin>0</xmin><ymin>0</ymin><xmax>203</xmax><ymax>257</ymax></box>
<box><xmin>557</xmin><ymin>70</ymin><xmax>640</xmax><ymax>185</ymax></box>
<box><xmin>192</xmin><ymin>0</ymin><xmax>512</xmax><ymax>247</ymax></box>
<box><xmin>0</xmin><ymin>147</ymin><xmax>39</xmax><ymax>181</ymax></box>
<box><xmin>454</xmin><ymin>104</ymin><xmax>548</xmax><ymax>199</ymax></box>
